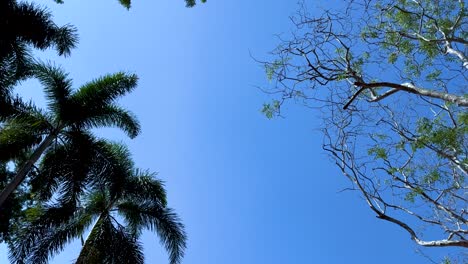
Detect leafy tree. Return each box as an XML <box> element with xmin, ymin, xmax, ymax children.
<box><xmin>0</xmin><ymin>62</ymin><xmax>140</xmax><ymax>208</ymax></box>
<box><xmin>262</xmin><ymin>0</ymin><xmax>467</xmax><ymax>249</ymax></box>
<box><xmin>8</xmin><ymin>142</ymin><xmax>186</xmax><ymax>264</ymax></box>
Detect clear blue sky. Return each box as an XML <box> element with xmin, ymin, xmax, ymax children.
<box><xmin>0</xmin><ymin>0</ymin><xmax>458</xmax><ymax>263</ymax></box>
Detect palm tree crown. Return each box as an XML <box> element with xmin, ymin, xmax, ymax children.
<box><xmin>9</xmin><ymin>142</ymin><xmax>186</xmax><ymax>264</ymax></box>
<box><xmin>0</xmin><ymin>62</ymin><xmax>140</xmax><ymax>207</ymax></box>
<box><xmin>0</xmin><ymin>0</ymin><xmax>78</xmax><ymax>119</ymax></box>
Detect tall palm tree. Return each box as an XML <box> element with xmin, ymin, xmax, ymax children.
<box><xmin>8</xmin><ymin>142</ymin><xmax>186</xmax><ymax>264</ymax></box>
<box><xmin>0</xmin><ymin>62</ymin><xmax>140</xmax><ymax>207</ymax></box>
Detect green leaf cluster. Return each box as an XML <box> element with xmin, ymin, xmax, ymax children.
<box><xmin>261</xmin><ymin>100</ymin><xmax>281</xmax><ymax>119</ymax></box>
<box><xmin>367</xmin><ymin>146</ymin><xmax>388</xmax><ymax>160</ymax></box>
<box><xmin>412</xmin><ymin>116</ymin><xmax>465</xmax><ymax>154</ymax></box>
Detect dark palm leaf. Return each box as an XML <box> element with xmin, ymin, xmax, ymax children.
<box><xmin>90</xmin><ymin>142</ymin><xmax>135</xmax><ymax>200</ymax></box>
<box><xmin>71</xmin><ymin>72</ymin><xmax>138</xmax><ymax>108</ymax></box>
<box><xmin>31</xmin><ymin>130</ymin><xmax>97</xmax><ymax>202</ymax></box>
<box><xmin>0</xmin><ymin>106</ymin><xmax>51</xmax><ymax>162</ymax></box>
<box><xmin>123</xmin><ymin>170</ymin><xmax>167</xmax><ymax>207</ymax></box>
<box><xmin>32</xmin><ymin>62</ymin><xmax>73</xmax><ymax>118</ymax></box>
<box><xmin>9</xmin><ymin>207</ymin><xmax>93</xmax><ymax>264</ymax></box>
<box><xmin>117</xmin><ymin>200</ymin><xmax>186</xmax><ymax>264</ymax></box>
<box><xmin>0</xmin><ymin>95</ymin><xmax>34</xmax><ymax>122</ymax></box>
<box><xmin>78</xmin><ymin>104</ymin><xmax>140</xmax><ymax>138</ymax></box>
<box><xmin>0</xmin><ymin>0</ymin><xmax>77</xmax><ymax>125</ymax></box>
<box><xmin>0</xmin><ymin>43</ymin><xmax>33</xmax><ymax>94</ymax></box>
<box><xmin>0</xmin><ymin>1</ymin><xmax>77</xmax><ymax>58</ymax></box>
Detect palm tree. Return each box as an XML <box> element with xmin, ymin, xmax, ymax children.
<box><xmin>0</xmin><ymin>0</ymin><xmax>77</xmax><ymax>118</ymax></box>
<box><xmin>0</xmin><ymin>62</ymin><xmax>140</xmax><ymax>207</ymax></box>
<box><xmin>8</xmin><ymin>142</ymin><xmax>186</xmax><ymax>264</ymax></box>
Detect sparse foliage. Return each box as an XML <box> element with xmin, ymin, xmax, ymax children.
<box><xmin>262</xmin><ymin>0</ymin><xmax>467</xmax><ymax>249</ymax></box>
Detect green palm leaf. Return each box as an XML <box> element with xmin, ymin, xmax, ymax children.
<box><xmin>32</xmin><ymin>62</ymin><xmax>73</xmax><ymax>118</ymax></box>
<box><xmin>71</xmin><ymin>72</ymin><xmax>138</xmax><ymax>108</ymax></box>
<box><xmin>123</xmin><ymin>170</ymin><xmax>167</xmax><ymax>207</ymax></box>
<box><xmin>78</xmin><ymin>104</ymin><xmax>140</xmax><ymax>138</ymax></box>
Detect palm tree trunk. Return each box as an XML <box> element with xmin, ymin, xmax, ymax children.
<box><xmin>75</xmin><ymin>214</ymin><xmax>106</xmax><ymax>264</ymax></box>
<box><xmin>0</xmin><ymin>130</ymin><xmax>58</xmax><ymax>207</ymax></box>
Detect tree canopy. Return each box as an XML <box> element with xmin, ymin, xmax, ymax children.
<box><xmin>262</xmin><ymin>0</ymin><xmax>467</xmax><ymax>249</ymax></box>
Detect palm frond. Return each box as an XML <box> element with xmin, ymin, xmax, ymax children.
<box><xmin>78</xmin><ymin>104</ymin><xmax>141</xmax><ymax>138</ymax></box>
<box><xmin>0</xmin><ymin>126</ymin><xmax>41</xmax><ymax>163</ymax></box>
<box><xmin>123</xmin><ymin>170</ymin><xmax>167</xmax><ymax>207</ymax></box>
<box><xmin>32</xmin><ymin>130</ymin><xmax>97</xmax><ymax>202</ymax></box>
<box><xmin>9</xmin><ymin>2</ymin><xmax>78</xmax><ymax>55</ymax></box>
<box><xmin>110</xmin><ymin>223</ymin><xmax>144</xmax><ymax>264</ymax></box>
<box><xmin>52</xmin><ymin>24</ymin><xmax>79</xmax><ymax>57</ymax></box>
<box><xmin>28</xmin><ymin>210</ymin><xmax>93</xmax><ymax>264</ymax></box>
<box><xmin>83</xmin><ymin>191</ymin><xmax>108</xmax><ymax>214</ymax></box>
<box><xmin>0</xmin><ymin>106</ymin><xmax>51</xmax><ymax>162</ymax></box>
<box><xmin>0</xmin><ymin>95</ymin><xmax>36</xmax><ymax>122</ymax></box>
<box><xmin>117</xmin><ymin>200</ymin><xmax>186</xmax><ymax>264</ymax></box>
<box><xmin>32</xmin><ymin>62</ymin><xmax>73</xmax><ymax>118</ymax></box>
<box><xmin>71</xmin><ymin>72</ymin><xmax>138</xmax><ymax>108</ymax></box>
<box><xmin>8</xmin><ymin>207</ymin><xmax>93</xmax><ymax>264</ymax></box>
<box><xmin>0</xmin><ymin>43</ymin><xmax>33</xmax><ymax>92</ymax></box>
<box><xmin>89</xmin><ymin>141</ymin><xmax>135</xmax><ymax>197</ymax></box>
<box><xmin>30</xmin><ymin>144</ymin><xmax>67</xmax><ymax>201</ymax></box>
